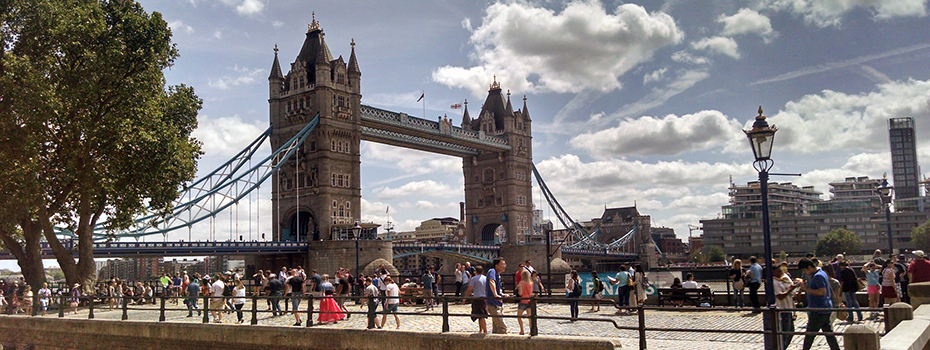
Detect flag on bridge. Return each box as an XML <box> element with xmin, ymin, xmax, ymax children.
<box><xmin>450</xmin><ymin>103</ymin><xmax>462</xmax><ymax>109</ymax></box>
<box><xmin>416</xmin><ymin>91</ymin><xmax>424</xmax><ymax>102</ymax></box>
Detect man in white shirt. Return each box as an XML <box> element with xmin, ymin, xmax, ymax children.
<box><xmin>379</xmin><ymin>277</ymin><xmax>401</xmax><ymax>329</ymax></box>
<box><xmin>210</xmin><ymin>274</ymin><xmax>226</xmax><ymax>323</ymax></box>
<box><xmin>682</xmin><ymin>273</ymin><xmax>700</xmax><ymax>289</ymax></box>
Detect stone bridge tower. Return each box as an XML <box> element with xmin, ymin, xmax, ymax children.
<box><xmin>462</xmin><ymin>80</ymin><xmax>534</xmax><ymax>247</ymax></box>
<box><xmin>268</xmin><ymin>17</ymin><xmax>362</xmax><ymax>243</ymax></box>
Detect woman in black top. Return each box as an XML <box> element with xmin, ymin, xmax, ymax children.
<box><xmin>838</xmin><ymin>261</ymin><xmax>863</xmax><ymax>323</ymax></box>
<box><xmin>729</xmin><ymin>259</ymin><xmax>745</xmax><ymax>307</ymax></box>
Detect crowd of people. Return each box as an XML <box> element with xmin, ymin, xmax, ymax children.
<box><xmin>1</xmin><ymin>279</ymin><xmax>82</xmax><ymax>316</ymax></box>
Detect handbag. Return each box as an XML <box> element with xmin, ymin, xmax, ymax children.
<box><xmin>856</xmin><ymin>278</ymin><xmax>866</xmax><ymax>291</ymax></box>
<box><xmin>734</xmin><ymin>278</ymin><xmax>744</xmax><ymax>290</ymax></box>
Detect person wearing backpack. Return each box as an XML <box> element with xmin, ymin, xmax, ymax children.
<box><xmin>566</xmin><ymin>270</ymin><xmax>581</xmax><ymax>321</ymax></box>
<box><xmin>589</xmin><ymin>271</ymin><xmax>603</xmax><ymax>312</ymax></box>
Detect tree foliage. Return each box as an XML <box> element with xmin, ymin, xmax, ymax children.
<box><xmin>0</xmin><ymin>0</ymin><xmax>202</xmax><ymax>291</ymax></box>
<box><xmin>691</xmin><ymin>245</ymin><xmax>726</xmax><ymax>263</ymax></box>
<box><xmin>912</xmin><ymin>219</ymin><xmax>930</xmax><ymax>252</ymax></box>
<box><xmin>815</xmin><ymin>228</ymin><xmax>863</xmax><ymax>257</ymax></box>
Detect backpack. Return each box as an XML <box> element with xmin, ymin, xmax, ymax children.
<box><xmin>592</xmin><ymin>277</ymin><xmax>603</xmax><ymax>294</ymax></box>
<box><xmin>570</xmin><ymin>279</ymin><xmax>582</xmax><ymax>297</ymax></box>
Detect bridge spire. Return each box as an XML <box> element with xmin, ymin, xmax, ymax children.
<box><xmin>268</xmin><ymin>44</ymin><xmax>284</xmax><ymax>81</ymax></box>
<box><xmin>505</xmin><ymin>90</ymin><xmax>514</xmax><ymax>115</ymax></box>
<box><xmin>461</xmin><ymin>99</ymin><xmax>471</xmax><ymax>128</ymax></box>
<box><xmin>348</xmin><ymin>38</ymin><xmax>360</xmax><ymax>74</ymax></box>
<box><xmin>522</xmin><ymin>95</ymin><xmax>531</xmax><ymax>121</ymax></box>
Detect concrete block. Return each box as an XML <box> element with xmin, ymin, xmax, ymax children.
<box><xmin>914</xmin><ymin>304</ymin><xmax>930</xmax><ymax>320</ymax></box>
<box><xmin>887</xmin><ymin>302</ymin><xmax>914</xmax><ymax>332</ymax></box>
<box><xmin>843</xmin><ymin>324</ymin><xmax>880</xmax><ymax>350</ymax></box>
<box><xmin>881</xmin><ymin>318</ymin><xmax>930</xmax><ymax>350</ymax></box>
<box><xmin>910</xmin><ymin>282</ymin><xmax>930</xmax><ymax>309</ymax></box>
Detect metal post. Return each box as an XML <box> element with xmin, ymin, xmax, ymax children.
<box><xmin>250</xmin><ymin>295</ymin><xmax>258</xmax><ymax>325</ymax></box>
<box><xmin>530</xmin><ymin>296</ymin><xmax>538</xmax><ymax>336</ymax></box>
<box><xmin>307</xmin><ymin>294</ymin><xmax>314</xmax><ymax>326</ymax></box>
<box><xmin>59</xmin><ymin>295</ymin><xmax>65</xmax><ymax>318</ymax></box>
<box><xmin>121</xmin><ymin>295</ymin><xmax>128</xmax><ymax>320</ymax></box>
<box><xmin>726</xmin><ymin>266</ymin><xmax>732</xmax><ymax>307</ymax></box>
<box><xmin>759</xmin><ymin>169</ymin><xmax>776</xmax><ymax>350</ymax></box>
<box><xmin>885</xmin><ymin>205</ymin><xmax>894</xmax><ymax>255</ymax></box>
<box><xmin>767</xmin><ymin>307</ymin><xmax>781</xmax><ymax>350</ymax></box>
<box><xmin>546</xmin><ymin>229</ymin><xmax>552</xmax><ymax>296</ymax></box>
<box><xmin>202</xmin><ymin>296</ymin><xmax>209</xmax><ymax>323</ymax></box>
<box><xmin>638</xmin><ymin>304</ymin><xmax>647</xmax><ymax>350</ymax></box>
<box><xmin>159</xmin><ymin>296</ymin><xmax>166</xmax><ymax>322</ymax></box>
<box><xmin>441</xmin><ymin>296</ymin><xmax>450</xmax><ymax>332</ymax></box>
<box><xmin>88</xmin><ymin>296</ymin><xmax>94</xmax><ymax>319</ymax></box>
<box><xmin>356</xmin><ymin>237</ymin><xmax>360</xmax><ymax>299</ymax></box>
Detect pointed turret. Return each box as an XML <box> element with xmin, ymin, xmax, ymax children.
<box><xmin>521</xmin><ymin>95</ymin><xmax>531</xmax><ymax>121</ymax></box>
<box><xmin>479</xmin><ymin>76</ymin><xmax>507</xmax><ymax>131</ymax></box>
<box><xmin>461</xmin><ymin>99</ymin><xmax>471</xmax><ymax>129</ymax></box>
<box><xmin>504</xmin><ymin>90</ymin><xmax>514</xmax><ymax>115</ymax></box>
<box><xmin>269</xmin><ymin>44</ymin><xmax>284</xmax><ymax>81</ymax></box>
<box><xmin>347</xmin><ymin>39</ymin><xmax>360</xmax><ymax>74</ymax></box>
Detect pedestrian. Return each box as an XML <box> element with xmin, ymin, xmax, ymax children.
<box><xmin>210</xmin><ymin>274</ymin><xmax>226</xmax><ymax>323</ymax></box>
<box><xmin>308</xmin><ymin>269</ymin><xmax>322</xmax><ymax>311</ymax></box>
<box><xmin>633</xmin><ymin>264</ymin><xmax>646</xmax><ymax>306</ymax></box>
<box><xmin>378</xmin><ymin>276</ymin><xmax>400</xmax><ymax>329</ymax></box>
<box><xmin>285</xmin><ymin>269</ymin><xmax>305</xmax><ymax>326</ymax></box>
<box><xmin>421</xmin><ymin>268</ymin><xmax>435</xmax><ymax>310</ymax></box>
<box><xmin>863</xmin><ymin>262</ymin><xmax>881</xmax><ymax>320</ymax></box>
<box><xmin>747</xmin><ymin>256</ymin><xmax>763</xmax><ymax>313</ymax></box>
<box><xmin>335</xmin><ymin>270</ymin><xmax>350</xmax><ymax>317</ymax></box>
<box><xmin>463</xmin><ymin>265</ymin><xmax>488</xmax><ymax>333</ymax></box>
<box><xmin>798</xmin><ymin>258</ymin><xmax>840</xmax><ymax>350</ymax></box>
<box><xmin>486</xmin><ymin>257</ymin><xmax>508</xmax><ymax>334</ymax></box>
<box><xmin>318</xmin><ymin>274</ymin><xmax>346</xmax><ymax>324</ymax></box>
<box><xmin>516</xmin><ymin>268</ymin><xmax>533</xmax><ymax>335</ymax></box>
<box><xmin>566</xmin><ymin>270</ymin><xmax>581</xmax><ymax>321</ymax></box>
<box><xmin>881</xmin><ymin>260</ymin><xmax>899</xmax><ymax>305</ymax></box>
<box><xmin>233</xmin><ymin>278</ymin><xmax>246</xmax><ymax>324</ymax></box>
<box><xmin>266</xmin><ymin>273</ymin><xmax>284</xmax><ymax>317</ymax></box>
<box><xmin>363</xmin><ymin>277</ymin><xmax>380</xmax><ymax>329</ymax></box>
<box><xmin>590</xmin><ymin>271</ymin><xmax>603</xmax><ymax>312</ymax></box>
<box><xmin>68</xmin><ymin>283</ymin><xmax>80</xmax><ymax>314</ymax></box>
<box><xmin>185</xmin><ymin>277</ymin><xmax>200</xmax><ymax>317</ymax></box>
<box><xmin>895</xmin><ymin>254</ymin><xmax>909</xmax><ymax>304</ymax></box>
<box><xmin>531</xmin><ymin>271</ymin><xmax>545</xmax><ymax>296</ymax></box>
<box><xmin>909</xmin><ymin>250</ymin><xmax>930</xmax><ymax>283</ymax></box>
<box><xmin>872</xmin><ymin>249</ymin><xmax>885</xmax><ymax>267</ymax></box>
<box><xmin>37</xmin><ymin>282</ymin><xmax>51</xmax><ymax>316</ymax></box>
<box><xmin>773</xmin><ymin>267</ymin><xmax>799</xmax><ymax>349</ymax></box>
<box><xmin>730</xmin><ymin>259</ymin><xmax>745</xmax><ymax>307</ymax></box>
<box><xmin>252</xmin><ymin>269</ymin><xmax>265</xmax><ymax>296</ymax></box>
<box><xmin>454</xmin><ymin>263</ymin><xmax>465</xmax><ymax>297</ymax></box>
<box><xmin>838</xmin><ymin>261</ymin><xmax>863</xmax><ymax>323</ymax></box>
<box><xmin>608</xmin><ymin>262</ymin><xmax>631</xmax><ymax>314</ymax></box>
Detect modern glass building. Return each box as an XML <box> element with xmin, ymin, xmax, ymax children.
<box><xmin>889</xmin><ymin>117</ymin><xmax>921</xmax><ymax>199</ymax></box>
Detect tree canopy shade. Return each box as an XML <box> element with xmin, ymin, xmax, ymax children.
<box><xmin>912</xmin><ymin>219</ymin><xmax>930</xmax><ymax>252</ymax></box>
<box><xmin>0</xmin><ymin>0</ymin><xmax>202</xmax><ymax>291</ymax></box>
<box><xmin>814</xmin><ymin>228</ymin><xmax>863</xmax><ymax>258</ymax></box>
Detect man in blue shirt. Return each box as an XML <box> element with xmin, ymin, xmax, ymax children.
<box><xmin>486</xmin><ymin>257</ymin><xmax>507</xmax><ymax>334</ymax></box>
<box><xmin>748</xmin><ymin>256</ymin><xmax>763</xmax><ymax>312</ymax></box>
<box><xmin>609</xmin><ymin>262</ymin><xmax>631</xmax><ymax>314</ymax></box>
<box><xmin>799</xmin><ymin>258</ymin><xmax>840</xmax><ymax>350</ymax></box>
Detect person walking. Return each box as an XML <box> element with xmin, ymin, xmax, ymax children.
<box><xmin>566</xmin><ymin>270</ymin><xmax>581</xmax><ymax>321</ymax></box>
<box><xmin>799</xmin><ymin>258</ymin><xmax>840</xmax><ymax>350</ymax></box>
<box><xmin>319</xmin><ymin>274</ymin><xmax>346</xmax><ymax>324</ymax></box>
<box><xmin>378</xmin><ymin>276</ymin><xmax>400</xmax><ymax>329</ymax></box>
<box><xmin>421</xmin><ymin>268</ymin><xmax>435</xmax><ymax>310</ymax></box>
<box><xmin>463</xmin><ymin>266</ymin><xmax>488</xmax><ymax>333</ymax></box>
<box><xmin>608</xmin><ymin>263</ymin><xmax>631</xmax><ymax>314</ymax></box>
<box><xmin>285</xmin><ymin>269</ymin><xmax>305</xmax><ymax>326</ymax></box>
<box><xmin>881</xmin><ymin>260</ymin><xmax>899</xmax><ymax>306</ymax></box>
<box><xmin>516</xmin><ymin>269</ymin><xmax>533</xmax><ymax>335</ymax></box>
<box><xmin>185</xmin><ymin>278</ymin><xmax>200</xmax><ymax>317</ymax></box>
<box><xmin>486</xmin><ymin>257</ymin><xmax>508</xmax><ymax>334</ymax></box>
<box><xmin>838</xmin><ymin>261</ymin><xmax>863</xmax><ymax>323</ymax></box>
<box><xmin>454</xmin><ymin>263</ymin><xmax>465</xmax><ymax>297</ymax></box>
<box><xmin>633</xmin><ymin>264</ymin><xmax>646</xmax><ymax>306</ymax></box>
<box><xmin>37</xmin><ymin>283</ymin><xmax>51</xmax><ymax>316</ymax></box>
<box><xmin>909</xmin><ymin>250</ymin><xmax>930</xmax><ymax>283</ymax></box>
<box><xmin>266</xmin><ymin>273</ymin><xmax>284</xmax><ymax>317</ymax></box>
<box><xmin>363</xmin><ymin>277</ymin><xmax>380</xmax><ymax>329</ymax></box>
<box><xmin>730</xmin><ymin>259</ymin><xmax>746</xmax><ymax>307</ymax></box>
<box><xmin>773</xmin><ymin>267</ymin><xmax>799</xmax><ymax>349</ymax></box>
<box><xmin>210</xmin><ymin>274</ymin><xmax>226</xmax><ymax>323</ymax></box>
<box><xmin>233</xmin><ymin>278</ymin><xmax>246</xmax><ymax>324</ymax></box>
<box><xmin>590</xmin><ymin>271</ymin><xmax>603</xmax><ymax>312</ymax></box>
<box><xmin>747</xmin><ymin>256</ymin><xmax>763</xmax><ymax>313</ymax></box>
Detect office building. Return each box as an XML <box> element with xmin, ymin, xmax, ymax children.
<box><xmin>889</xmin><ymin>117</ymin><xmax>921</xmax><ymax>199</ymax></box>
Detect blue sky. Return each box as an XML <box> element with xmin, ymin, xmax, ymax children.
<box><xmin>8</xmin><ymin>0</ymin><xmax>930</xmax><ymax>272</ymax></box>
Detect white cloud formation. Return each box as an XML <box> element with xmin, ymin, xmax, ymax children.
<box><xmin>643</xmin><ymin>68</ymin><xmax>667</xmax><ymax>85</ymax></box>
<box><xmin>373</xmin><ymin>180</ymin><xmax>456</xmax><ymax>200</ymax></box>
<box><xmin>570</xmin><ymin>110</ymin><xmax>744</xmax><ymax>157</ymax></box>
<box><xmin>691</xmin><ymin>36</ymin><xmax>740</xmax><ymax>59</ymax></box>
<box><xmin>167</xmin><ymin>20</ymin><xmax>195</xmax><ymax>35</ymax></box>
<box><xmin>191</xmin><ymin>114</ymin><xmax>266</xmax><ymax>158</ymax></box>
<box><xmin>218</xmin><ymin>0</ymin><xmax>265</xmax><ymax>16</ymax></box>
<box><xmin>671</xmin><ymin>50</ymin><xmax>710</xmax><ymax>65</ymax></box>
<box><xmin>361</xmin><ymin>143</ymin><xmax>462</xmax><ymax>186</ymax></box>
<box><xmin>272</xmin><ymin>21</ymin><xmax>284</xmax><ymax>28</ymax></box>
<box><xmin>208</xmin><ymin>65</ymin><xmax>265</xmax><ymax>90</ymax></box>
<box><xmin>763</xmin><ymin>0</ymin><xmax>927</xmax><ymax>27</ymax></box>
<box><xmin>752</xmin><ymin>43</ymin><xmax>930</xmax><ymax>86</ymax></box>
<box><xmin>213</xmin><ymin>30</ymin><xmax>223</xmax><ymax>40</ymax></box>
<box><xmin>767</xmin><ymin>78</ymin><xmax>930</xmax><ymax>153</ymax></box>
<box><xmin>718</xmin><ymin>8</ymin><xmax>776</xmax><ymax>41</ymax></box>
<box><xmin>432</xmin><ymin>1</ymin><xmax>683</xmax><ymax>96</ymax></box>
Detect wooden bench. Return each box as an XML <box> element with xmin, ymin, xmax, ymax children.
<box><xmin>399</xmin><ymin>286</ymin><xmax>424</xmax><ymax>305</ymax></box>
<box><xmin>657</xmin><ymin>288</ymin><xmax>714</xmax><ymax>307</ymax></box>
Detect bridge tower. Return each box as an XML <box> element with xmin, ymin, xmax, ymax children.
<box><xmin>268</xmin><ymin>18</ymin><xmax>362</xmax><ymax>243</ymax></box>
<box><xmin>461</xmin><ymin>80</ymin><xmax>534</xmax><ymax>247</ymax></box>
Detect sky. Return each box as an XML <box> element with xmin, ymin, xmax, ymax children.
<box><xmin>8</xmin><ymin>0</ymin><xmax>930</xmax><ymax>272</ymax></box>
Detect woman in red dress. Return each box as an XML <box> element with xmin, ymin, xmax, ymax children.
<box><xmin>317</xmin><ymin>274</ymin><xmax>346</xmax><ymax>323</ymax></box>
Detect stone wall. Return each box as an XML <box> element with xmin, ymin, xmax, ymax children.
<box><xmin>0</xmin><ymin>316</ymin><xmax>621</xmax><ymax>350</ymax></box>
<box><xmin>307</xmin><ymin>240</ymin><xmax>395</xmax><ymax>276</ymax></box>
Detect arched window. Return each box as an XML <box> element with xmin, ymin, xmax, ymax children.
<box><xmin>483</xmin><ymin>168</ymin><xmax>494</xmax><ymax>183</ymax></box>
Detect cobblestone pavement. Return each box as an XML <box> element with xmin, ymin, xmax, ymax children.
<box><xmin>37</xmin><ymin>300</ymin><xmax>883</xmax><ymax>350</ymax></box>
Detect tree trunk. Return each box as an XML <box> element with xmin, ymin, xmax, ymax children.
<box><xmin>1</xmin><ymin>222</ymin><xmax>47</xmax><ymax>292</ymax></box>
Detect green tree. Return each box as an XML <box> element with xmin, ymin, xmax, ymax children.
<box><xmin>815</xmin><ymin>228</ymin><xmax>863</xmax><ymax>257</ymax></box>
<box><xmin>912</xmin><ymin>219</ymin><xmax>930</xmax><ymax>252</ymax></box>
<box><xmin>0</xmin><ymin>0</ymin><xmax>202</xmax><ymax>292</ymax></box>
<box><xmin>705</xmin><ymin>246</ymin><xmax>726</xmax><ymax>263</ymax></box>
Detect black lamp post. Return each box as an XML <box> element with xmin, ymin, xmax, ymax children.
<box><xmin>353</xmin><ymin>221</ymin><xmax>362</xmax><ymax>283</ymax></box>
<box><xmin>744</xmin><ymin>106</ymin><xmax>778</xmax><ymax>350</ymax></box>
<box><xmin>877</xmin><ymin>176</ymin><xmax>895</xmax><ymax>255</ymax></box>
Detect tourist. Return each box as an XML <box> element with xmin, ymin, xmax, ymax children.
<box><xmin>515</xmin><ymin>263</ymin><xmax>525</xmax><ymax>287</ymax></box>
<box><xmin>881</xmin><ymin>260</ymin><xmax>899</xmax><ymax>305</ymax></box>
<box><xmin>280</xmin><ymin>266</ymin><xmax>288</xmax><ymax>281</ymax></box>
<box><xmin>566</xmin><ymin>270</ymin><xmax>581</xmax><ymax>321</ymax></box>
<box><xmin>633</xmin><ymin>264</ymin><xmax>646</xmax><ymax>306</ymax></box>
<box><xmin>265</xmin><ymin>273</ymin><xmax>284</xmax><ymax>317</ymax></box>
<box><xmin>454</xmin><ymin>263</ymin><xmax>465</xmax><ymax>297</ymax></box>
<box><xmin>838</xmin><ymin>261</ymin><xmax>863</xmax><ymax>323</ymax></box>
<box><xmin>22</xmin><ymin>285</ymin><xmax>32</xmax><ymax>316</ymax></box>
<box><xmin>307</xmin><ymin>269</ymin><xmax>322</xmax><ymax>311</ymax></box>
<box><xmin>670</xmin><ymin>277</ymin><xmax>684</xmax><ymax>307</ymax></box>
<box><xmin>531</xmin><ymin>271</ymin><xmax>545</xmax><ymax>296</ymax></box>
<box><xmin>363</xmin><ymin>278</ymin><xmax>380</xmax><ymax>329</ymax></box>
<box><xmin>524</xmin><ymin>260</ymin><xmax>536</xmax><ymax>274</ymax></box>
<box><xmin>486</xmin><ymin>257</ymin><xmax>508</xmax><ymax>334</ymax></box>
<box><xmin>773</xmin><ymin>267</ymin><xmax>799</xmax><ymax>349</ymax></box>
<box><xmin>463</xmin><ymin>265</ymin><xmax>488</xmax><ymax>333</ymax></box>
<box><xmin>516</xmin><ymin>269</ymin><xmax>533</xmax><ymax>335</ymax></box>
<box><xmin>682</xmin><ymin>273</ymin><xmax>699</xmax><ymax>289</ymax></box>
<box><xmin>747</xmin><ymin>256</ymin><xmax>763</xmax><ymax>313</ymax></box>
<box><xmin>421</xmin><ymin>267</ymin><xmax>435</xmax><ymax>310</ymax></box>
<box><xmin>185</xmin><ymin>275</ymin><xmax>200</xmax><ymax>317</ymax></box>
<box><xmin>863</xmin><ymin>261</ymin><xmax>881</xmax><ymax>319</ymax></box>
<box><xmin>285</xmin><ymin>269</ymin><xmax>305</xmax><ymax>326</ymax></box>
<box><xmin>590</xmin><ymin>271</ymin><xmax>603</xmax><ymax>312</ymax></box>
<box><xmin>798</xmin><ymin>258</ymin><xmax>840</xmax><ymax>350</ymax></box>
<box><xmin>895</xmin><ymin>254</ymin><xmax>910</xmax><ymax>303</ymax></box>
<box><xmin>730</xmin><ymin>259</ymin><xmax>745</xmax><ymax>307</ymax></box>
<box><xmin>465</xmin><ymin>261</ymin><xmax>476</xmax><ymax>277</ymax></box>
<box><xmin>823</xmin><ymin>264</ymin><xmax>843</xmax><ymax>324</ymax></box>
<box><xmin>378</xmin><ymin>276</ymin><xmax>400</xmax><ymax>329</ymax></box>
<box><xmin>319</xmin><ymin>274</ymin><xmax>346</xmax><ymax>324</ymax></box>
<box><xmin>252</xmin><ymin>269</ymin><xmax>265</xmax><ymax>296</ymax></box>
<box><xmin>336</xmin><ymin>270</ymin><xmax>350</xmax><ymax>317</ymax></box>
<box><xmin>909</xmin><ymin>250</ymin><xmax>930</xmax><ymax>283</ymax></box>
<box><xmin>210</xmin><ymin>274</ymin><xmax>226</xmax><ymax>323</ymax></box>
<box><xmin>872</xmin><ymin>249</ymin><xmax>885</xmax><ymax>266</ymax></box>
<box><xmin>830</xmin><ymin>254</ymin><xmax>844</xmax><ymax>276</ymax></box>
<box><xmin>38</xmin><ymin>282</ymin><xmax>51</xmax><ymax>316</ymax></box>
<box><xmin>609</xmin><ymin>262</ymin><xmax>631</xmax><ymax>314</ymax></box>
<box><xmin>233</xmin><ymin>278</ymin><xmax>246</xmax><ymax>324</ymax></box>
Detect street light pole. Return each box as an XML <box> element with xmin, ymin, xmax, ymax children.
<box><xmin>877</xmin><ymin>176</ymin><xmax>895</xmax><ymax>255</ymax></box>
<box><xmin>744</xmin><ymin>107</ymin><xmax>778</xmax><ymax>350</ymax></box>
<box><xmin>353</xmin><ymin>221</ymin><xmax>362</xmax><ymax>293</ymax></box>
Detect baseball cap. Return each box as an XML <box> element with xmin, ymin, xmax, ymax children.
<box><xmin>915</xmin><ymin>250</ymin><xmax>927</xmax><ymax>258</ymax></box>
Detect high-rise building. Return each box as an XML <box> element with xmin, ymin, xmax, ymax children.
<box><xmin>889</xmin><ymin>117</ymin><xmax>921</xmax><ymax>199</ymax></box>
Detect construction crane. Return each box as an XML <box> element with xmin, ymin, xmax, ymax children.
<box><xmin>687</xmin><ymin>225</ymin><xmax>702</xmax><ymax>239</ymax></box>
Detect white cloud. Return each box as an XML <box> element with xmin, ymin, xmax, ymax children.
<box><xmin>272</xmin><ymin>21</ymin><xmax>284</xmax><ymax>28</ymax></box>
<box><xmin>599</xmin><ymin>69</ymin><xmax>710</xmax><ymax>126</ymax></box>
<box><xmin>208</xmin><ymin>65</ymin><xmax>265</xmax><ymax>90</ymax></box>
<box><xmin>218</xmin><ymin>0</ymin><xmax>265</xmax><ymax>16</ymax></box>
<box><xmin>191</xmin><ymin>114</ymin><xmax>265</xmax><ymax>158</ymax></box>
<box><xmin>643</xmin><ymin>68</ymin><xmax>667</xmax><ymax>85</ymax></box>
<box><xmin>213</xmin><ymin>30</ymin><xmax>223</xmax><ymax>40</ymax></box>
<box><xmin>432</xmin><ymin>1</ymin><xmax>683</xmax><ymax>96</ymax></box>
<box><xmin>691</xmin><ymin>36</ymin><xmax>740</xmax><ymax>59</ymax></box>
<box><xmin>752</xmin><ymin>43</ymin><xmax>930</xmax><ymax>86</ymax></box>
<box><xmin>671</xmin><ymin>50</ymin><xmax>709</xmax><ymax>65</ymax></box>
<box><xmin>461</xmin><ymin>18</ymin><xmax>472</xmax><ymax>31</ymax></box>
<box><xmin>167</xmin><ymin>20</ymin><xmax>195</xmax><ymax>35</ymax></box>
<box><xmin>570</xmin><ymin>110</ymin><xmax>744</xmax><ymax>157</ymax></box>
<box><xmin>373</xmin><ymin>180</ymin><xmax>456</xmax><ymax>200</ymax></box>
<box><xmin>764</xmin><ymin>0</ymin><xmax>927</xmax><ymax>27</ymax></box>
<box><xmin>718</xmin><ymin>8</ymin><xmax>776</xmax><ymax>41</ymax></box>
<box><xmin>361</xmin><ymin>143</ymin><xmax>462</xmax><ymax>186</ymax></box>
<box><xmin>767</xmin><ymin>78</ymin><xmax>930</xmax><ymax>154</ymax></box>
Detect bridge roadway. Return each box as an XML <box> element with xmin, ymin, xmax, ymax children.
<box><xmin>0</xmin><ymin>240</ymin><xmax>638</xmax><ymax>261</ymax></box>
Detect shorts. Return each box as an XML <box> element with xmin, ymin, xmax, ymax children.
<box><xmin>867</xmin><ymin>285</ymin><xmax>880</xmax><ymax>294</ymax></box>
<box><xmin>517</xmin><ymin>303</ymin><xmax>531</xmax><ymax>312</ymax></box>
<box><xmin>881</xmin><ymin>286</ymin><xmax>897</xmax><ymax>299</ymax></box>
<box><xmin>384</xmin><ymin>303</ymin><xmax>398</xmax><ymax>314</ymax></box>
<box><xmin>291</xmin><ymin>293</ymin><xmax>303</xmax><ymax>310</ymax></box>
<box><xmin>210</xmin><ymin>298</ymin><xmax>224</xmax><ymax>310</ymax></box>
<box><xmin>470</xmin><ymin>299</ymin><xmax>488</xmax><ymax>321</ymax></box>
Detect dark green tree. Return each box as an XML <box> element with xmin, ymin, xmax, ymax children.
<box><xmin>705</xmin><ymin>246</ymin><xmax>726</xmax><ymax>263</ymax></box>
<box><xmin>911</xmin><ymin>219</ymin><xmax>930</xmax><ymax>252</ymax></box>
<box><xmin>0</xmin><ymin>0</ymin><xmax>202</xmax><ymax>292</ymax></box>
<box><xmin>815</xmin><ymin>228</ymin><xmax>863</xmax><ymax>257</ymax></box>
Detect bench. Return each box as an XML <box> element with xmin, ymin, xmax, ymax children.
<box><xmin>657</xmin><ymin>288</ymin><xmax>714</xmax><ymax>307</ymax></box>
<box><xmin>400</xmin><ymin>287</ymin><xmax>425</xmax><ymax>305</ymax></box>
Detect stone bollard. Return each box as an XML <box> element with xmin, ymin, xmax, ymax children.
<box><xmin>909</xmin><ymin>282</ymin><xmax>930</xmax><ymax>308</ymax></box>
<box><xmin>886</xmin><ymin>302</ymin><xmax>914</xmax><ymax>332</ymax></box>
<box><xmin>843</xmin><ymin>324</ymin><xmax>880</xmax><ymax>350</ymax></box>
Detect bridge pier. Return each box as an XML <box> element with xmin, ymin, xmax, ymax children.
<box><xmin>245</xmin><ymin>253</ymin><xmax>308</xmax><ymax>277</ymax></box>
<box><xmin>307</xmin><ymin>240</ymin><xmax>397</xmax><ymax>276</ymax></box>
<box><xmin>500</xmin><ymin>244</ymin><xmax>565</xmax><ymax>273</ymax></box>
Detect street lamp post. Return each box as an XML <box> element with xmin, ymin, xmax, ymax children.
<box><xmin>353</xmin><ymin>221</ymin><xmax>362</xmax><ymax>294</ymax></box>
<box><xmin>877</xmin><ymin>176</ymin><xmax>895</xmax><ymax>255</ymax></box>
<box><xmin>744</xmin><ymin>107</ymin><xmax>778</xmax><ymax>350</ymax></box>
